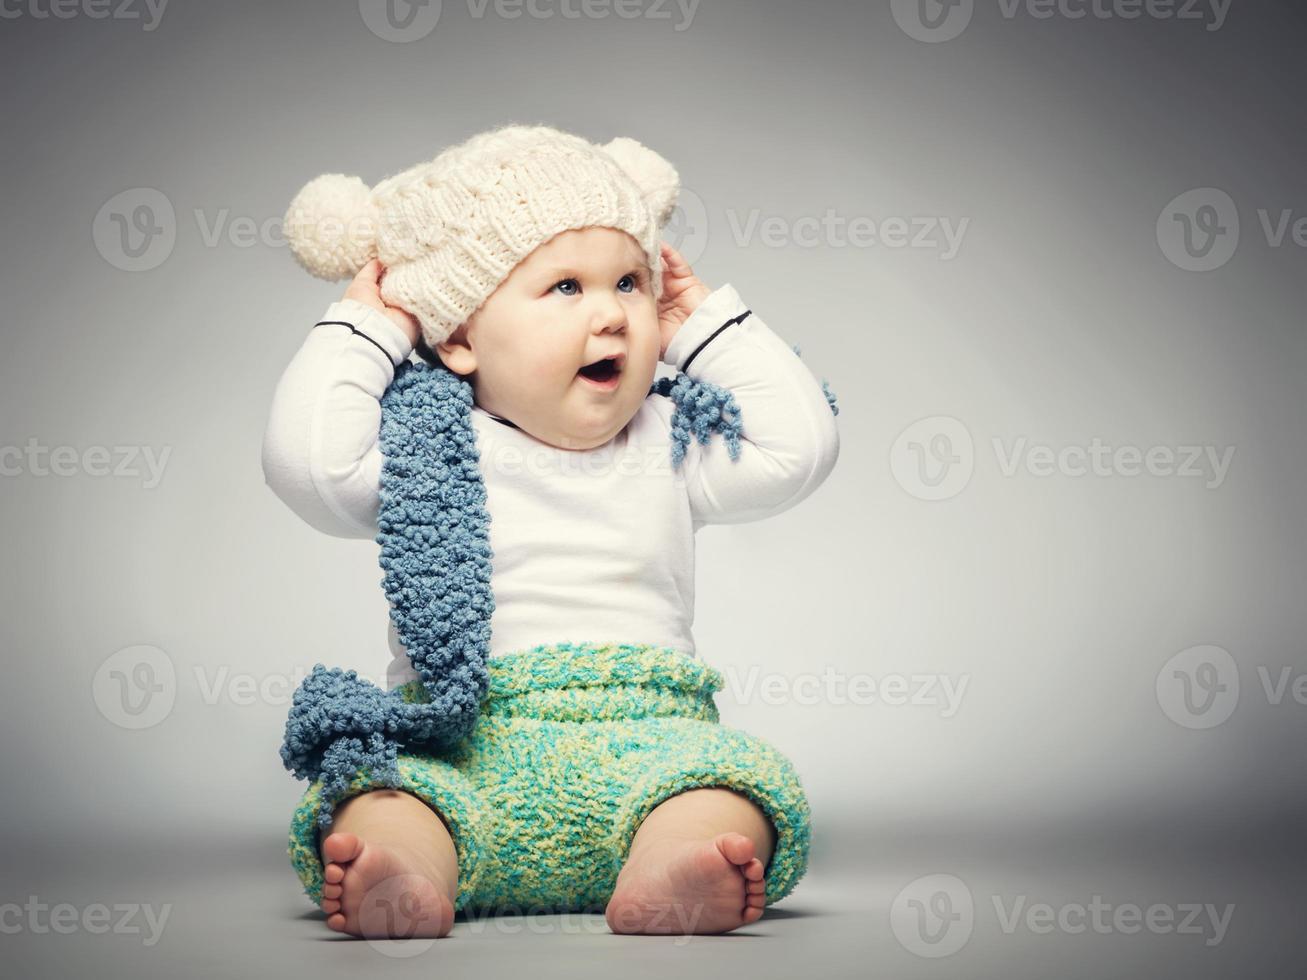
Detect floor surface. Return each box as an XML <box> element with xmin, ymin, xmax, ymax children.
<box><xmin>5</xmin><ymin>823</ymin><xmax>1302</xmax><ymax>979</ymax></box>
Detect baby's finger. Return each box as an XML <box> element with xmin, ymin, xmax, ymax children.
<box><xmin>341</xmin><ymin>258</ymin><xmax>386</xmax><ymax>308</ymax></box>
<box><xmin>354</xmin><ymin>257</ymin><xmax>383</xmax><ymax>286</ymax></box>
<box><xmin>385</xmin><ymin>306</ymin><xmax>421</xmax><ymax>346</ymax></box>
<box><xmin>660</xmin><ymin>240</ymin><xmax>691</xmax><ymax>274</ymax></box>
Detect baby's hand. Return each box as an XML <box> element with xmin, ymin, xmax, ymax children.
<box><xmin>657</xmin><ymin>241</ymin><xmax>713</xmax><ymax>359</ymax></box>
<box><xmin>342</xmin><ymin>259</ymin><xmax>421</xmax><ymax>347</ymax></box>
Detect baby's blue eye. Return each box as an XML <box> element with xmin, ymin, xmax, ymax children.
<box><xmin>549</xmin><ymin>273</ymin><xmax>642</xmax><ymax>296</ymax></box>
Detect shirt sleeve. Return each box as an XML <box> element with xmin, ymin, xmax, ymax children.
<box><xmin>260</xmin><ymin>297</ymin><xmax>415</xmax><ymax>538</ymax></box>
<box><xmin>660</xmin><ymin>283</ymin><xmax>840</xmax><ymax>528</ymax></box>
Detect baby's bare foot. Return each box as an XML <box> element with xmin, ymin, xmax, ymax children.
<box><xmin>605</xmin><ymin>831</ymin><xmax>767</xmax><ymax>935</ymax></box>
<box><xmin>319</xmin><ymin>831</ymin><xmax>455</xmax><ymax>939</ymax></box>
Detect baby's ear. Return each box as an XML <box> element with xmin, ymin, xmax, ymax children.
<box><xmin>601</xmin><ymin>137</ymin><xmax>680</xmax><ymax>228</ymax></box>
<box><xmin>435</xmin><ymin>323</ymin><xmax>477</xmax><ymax>377</ymax></box>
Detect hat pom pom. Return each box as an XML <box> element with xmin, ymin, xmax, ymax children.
<box><xmin>602</xmin><ymin>136</ymin><xmax>680</xmax><ymax>228</ymax></box>
<box><xmin>283</xmin><ymin>173</ymin><xmax>378</xmax><ymax>280</ymax></box>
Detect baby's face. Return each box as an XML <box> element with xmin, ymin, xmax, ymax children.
<box><xmin>436</xmin><ymin>227</ymin><xmax>660</xmax><ymax>451</ymax></box>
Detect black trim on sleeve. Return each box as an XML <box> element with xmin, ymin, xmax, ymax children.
<box><xmin>679</xmin><ymin>309</ymin><xmax>752</xmax><ymax>374</ymax></box>
<box><xmin>314</xmin><ymin>319</ymin><xmax>399</xmax><ymax>368</ymax></box>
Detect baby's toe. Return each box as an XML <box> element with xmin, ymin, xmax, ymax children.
<box><xmin>322</xmin><ymin>882</ymin><xmax>343</xmax><ymax>900</ymax></box>
<box><xmin>742</xmin><ymin>857</ymin><xmax>765</xmax><ymax>881</ymax></box>
<box><xmin>322</xmin><ymin>832</ymin><xmax>364</xmax><ymax>866</ymax></box>
<box><xmin>715</xmin><ymin>832</ymin><xmax>756</xmax><ymax>867</ymax></box>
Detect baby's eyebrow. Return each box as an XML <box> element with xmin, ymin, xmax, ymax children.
<box><xmin>539</xmin><ymin>260</ymin><xmax>650</xmax><ymax>279</ymax></box>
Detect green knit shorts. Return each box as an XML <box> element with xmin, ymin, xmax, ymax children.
<box><xmin>287</xmin><ymin>642</ymin><xmax>812</xmax><ymax>915</ymax></box>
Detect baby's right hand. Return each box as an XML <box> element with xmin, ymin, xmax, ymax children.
<box><xmin>343</xmin><ymin>259</ymin><xmax>421</xmax><ymax>348</ymax></box>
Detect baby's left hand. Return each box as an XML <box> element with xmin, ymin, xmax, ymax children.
<box><xmin>657</xmin><ymin>241</ymin><xmax>713</xmax><ymax>359</ymax></box>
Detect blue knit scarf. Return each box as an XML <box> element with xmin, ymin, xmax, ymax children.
<box><xmin>280</xmin><ymin>352</ymin><xmax>838</xmax><ymax>826</ymax></box>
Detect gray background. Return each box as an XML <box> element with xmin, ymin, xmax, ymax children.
<box><xmin>1</xmin><ymin>0</ymin><xmax>1303</xmax><ymax>976</ymax></box>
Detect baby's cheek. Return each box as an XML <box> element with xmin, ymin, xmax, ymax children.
<box><xmin>538</xmin><ymin>352</ymin><xmax>580</xmax><ymax>385</ymax></box>
<box><xmin>517</xmin><ymin>359</ymin><xmax>568</xmax><ymax>398</ymax></box>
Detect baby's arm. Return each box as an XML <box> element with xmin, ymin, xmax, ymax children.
<box><xmin>661</xmin><ymin>283</ymin><xmax>840</xmax><ymax>526</ymax></box>
<box><xmin>260</xmin><ymin>270</ymin><xmax>416</xmax><ymax>537</ymax></box>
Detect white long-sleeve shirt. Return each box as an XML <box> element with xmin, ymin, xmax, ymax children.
<box><xmin>261</xmin><ymin>283</ymin><xmax>839</xmax><ymax>684</ymax></box>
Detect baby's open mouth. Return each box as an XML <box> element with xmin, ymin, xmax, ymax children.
<box><xmin>576</xmin><ymin>353</ymin><xmax>625</xmax><ymax>384</ymax></box>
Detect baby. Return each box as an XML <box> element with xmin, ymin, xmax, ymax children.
<box><xmin>262</xmin><ymin>124</ymin><xmax>840</xmax><ymax>940</ymax></box>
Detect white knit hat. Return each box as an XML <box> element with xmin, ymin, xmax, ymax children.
<box><xmin>282</xmin><ymin>123</ymin><xmax>680</xmax><ymax>349</ymax></box>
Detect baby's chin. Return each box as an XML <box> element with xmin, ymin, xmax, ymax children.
<box><xmin>522</xmin><ymin>400</ymin><xmax>642</xmax><ymax>452</ymax></box>
<box><xmin>548</xmin><ymin>415</ymin><xmax>638</xmax><ymax>451</ymax></box>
